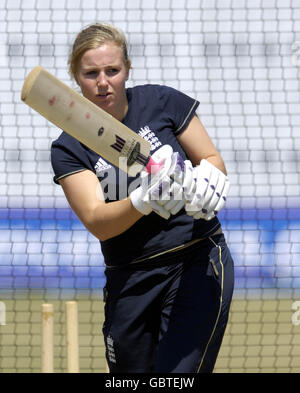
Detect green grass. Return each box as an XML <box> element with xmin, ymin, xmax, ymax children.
<box><xmin>0</xmin><ymin>293</ymin><xmax>299</xmax><ymax>373</ymax></box>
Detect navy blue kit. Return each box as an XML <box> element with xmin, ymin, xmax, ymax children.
<box><xmin>51</xmin><ymin>85</ymin><xmax>234</xmax><ymax>373</ymax></box>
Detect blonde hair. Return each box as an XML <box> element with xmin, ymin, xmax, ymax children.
<box><xmin>68</xmin><ymin>23</ymin><xmax>131</xmax><ymax>82</ymax></box>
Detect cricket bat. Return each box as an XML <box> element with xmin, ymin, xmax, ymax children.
<box><xmin>21</xmin><ymin>66</ymin><xmax>161</xmax><ymax>177</ymax></box>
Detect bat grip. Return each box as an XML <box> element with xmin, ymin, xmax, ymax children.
<box><xmin>145</xmin><ymin>156</ymin><xmax>164</xmax><ymax>174</ymax></box>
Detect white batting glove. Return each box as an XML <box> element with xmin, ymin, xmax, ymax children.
<box><xmin>130</xmin><ymin>145</ymin><xmax>184</xmax><ymax>219</ymax></box>
<box><xmin>185</xmin><ymin>159</ymin><xmax>229</xmax><ymax>221</ymax></box>
<box><xmin>150</xmin><ymin>151</ymin><xmax>187</xmax><ymax>215</ymax></box>
<box><xmin>130</xmin><ymin>171</ymin><xmax>171</xmax><ymax>219</ymax></box>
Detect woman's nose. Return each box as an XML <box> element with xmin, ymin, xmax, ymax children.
<box><xmin>96</xmin><ymin>73</ymin><xmax>108</xmax><ymax>88</ymax></box>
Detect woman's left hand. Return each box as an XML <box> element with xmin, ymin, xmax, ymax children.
<box><xmin>184</xmin><ymin>159</ymin><xmax>230</xmax><ymax>221</ymax></box>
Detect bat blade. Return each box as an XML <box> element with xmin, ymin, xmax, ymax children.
<box><xmin>21</xmin><ymin>66</ymin><xmax>151</xmax><ymax>177</ymax></box>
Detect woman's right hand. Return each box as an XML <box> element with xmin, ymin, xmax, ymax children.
<box><xmin>129</xmin><ymin>145</ymin><xmax>188</xmax><ymax>219</ymax></box>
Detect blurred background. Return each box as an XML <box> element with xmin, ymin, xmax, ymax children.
<box><xmin>0</xmin><ymin>0</ymin><xmax>299</xmax><ymax>372</ymax></box>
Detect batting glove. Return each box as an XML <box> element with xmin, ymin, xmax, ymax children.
<box><xmin>130</xmin><ymin>146</ymin><xmax>187</xmax><ymax>219</ymax></box>
<box><xmin>150</xmin><ymin>151</ymin><xmax>188</xmax><ymax>215</ymax></box>
<box><xmin>184</xmin><ymin>159</ymin><xmax>230</xmax><ymax>220</ymax></box>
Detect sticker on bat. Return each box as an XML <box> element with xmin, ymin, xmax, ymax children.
<box><xmin>110</xmin><ymin>136</ymin><xmax>148</xmax><ymax>167</ymax></box>
<box><xmin>111</xmin><ymin>135</ymin><xmax>126</xmax><ymax>153</ymax></box>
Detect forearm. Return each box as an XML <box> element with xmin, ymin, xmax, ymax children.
<box><xmin>177</xmin><ymin>115</ymin><xmax>227</xmax><ymax>175</ymax></box>
<box><xmin>85</xmin><ymin>197</ymin><xmax>143</xmax><ymax>241</ymax></box>
<box><xmin>59</xmin><ymin>148</ymin><xmax>179</xmax><ymax>242</ymax></box>
<box><xmin>59</xmin><ymin>170</ymin><xmax>144</xmax><ymax>242</ymax></box>
<box><xmin>202</xmin><ymin>154</ymin><xmax>227</xmax><ymax>175</ymax></box>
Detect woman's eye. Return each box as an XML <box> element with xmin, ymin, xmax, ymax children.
<box><xmin>107</xmin><ymin>69</ymin><xmax>119</xmax><ymax>75</ymax></box>
<box><xmin>85</xmin><ymin>71</ymin><xmax>97</xmax><ymax>76</ymax></box>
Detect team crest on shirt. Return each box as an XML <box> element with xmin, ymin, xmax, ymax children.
<box><xmin>138</xmin><ymin>126</ymin><xmax>162</xmax><ymax>151</ymax></box>
<box><xmin>94</xmin><ymin>157</ymin><xmax>112</xmax><ymax>176</ymax></box>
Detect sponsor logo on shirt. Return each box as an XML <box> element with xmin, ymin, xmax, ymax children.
<box><xmin>94</xmin><ymin>157</ymin><xmax>112</xmax><ymax>176</ymax></box>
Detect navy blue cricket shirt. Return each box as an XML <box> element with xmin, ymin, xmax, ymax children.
<box><xmin>51</xmin><ymin>85</ymin><xmax>221</xmax><ymax>266</ymax></box>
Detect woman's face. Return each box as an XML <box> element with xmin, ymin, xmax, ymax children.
<box><xmin>76</xmin><ymin>43</ymin><xmax>130</xmax><ymax>121</ymax></box>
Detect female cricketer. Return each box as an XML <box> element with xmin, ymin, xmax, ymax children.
<box><xmin>51</xmin><ymin>23</ymin><xmax>234</xmax><ymax>373</ymax></box>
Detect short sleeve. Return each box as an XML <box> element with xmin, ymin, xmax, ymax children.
<box><xmin>51</xmin><ymin>132</ymin><xmax>95</xmax><ymax>184</ymax></box>
<box><xmin>160</xmin><ymin>86</ymin><xmax>199</xmax><ymax>137</ymax></box>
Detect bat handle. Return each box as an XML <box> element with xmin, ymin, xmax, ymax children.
<box><xmin>145</xmin><ymin>156</ymin><xmax>164</xmax><ymax>174</ymax></box>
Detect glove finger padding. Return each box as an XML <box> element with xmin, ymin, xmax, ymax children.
<box><xmin>130</xmin><ymin>145</ymin><xmax>174</xmax><ymax>218</ymax></box>
<box><xmin>203</xmin><ymin>170</ymin><xmax>228</xmax><ymax>214</ymax></box>
<box><xmin>169</xmin><ymin>198</ymin><xmax>185</xmax><ymax>215</ymax></box>
<box><xmin>150</xmin><ymin>181</ymin><xmax>185</xmax><ymax>215</ymax></box>
<box><xmin>160</xmin><ymin>181</ymin><xmax>184</xmax><ymax>211</ymax></box>
<box><xmin>147</xmin><ymin>175</ymin><xmax>184</xmax><ymax>214</ymax></box>
<box><xmin>129</xmin><ymin>184</ymin><xmax>153</xmax><ymax>215</ymax></box>
<box><xmin>185</xmin><ymin>171</ymin><xmax>209</xmax><ymax>216</ymax></box>
<box><xmin>203</xmin><ymin>177</ymin><xmax>230</xmax><ymax>220</ymax></box>
<box><xmin>147</xmin><ymin>145</ymin><xmax>173</xmax><ymax>178</ymax></box>
<box><xmin>185</xmin><ymin>159</ymin><xmax>229</xmax><ymax>220</ymax></box>
<box><xmin>130</xmin><ymin>145</ymin><xmax>194</xmax><ymax>219</ymax></box>
<box><xmin>148</xmin><ymin>152</ymin><xmax>188</xmax><ymax>215</ymax></box>
<box><xmin>201</xmin><ymin>162</ymin><xmax>219</xmax><ymax>208</ymax></box>
<box><xmin>156</xmin><ymin>157</ymin><xmax>194</xmax><ymax>201</ymax></box>
<box><xmin>213</xmin><ymin>177</ymin><xmax>229</xmax><ymax>214</ymax></box>
<box><xmin>182</xmin><ymin>160</ymin><xmax>195</xmax><ymax>198</ymax></box>
<box><xmin>168</xmin><ymin>152</ymin><xmax>185</xmax><ymax>184</ymax></box>
<box><xmin>148</xmin><ymin>200</ymin><xmax>171</xmax><ymax>219</ymax></box>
